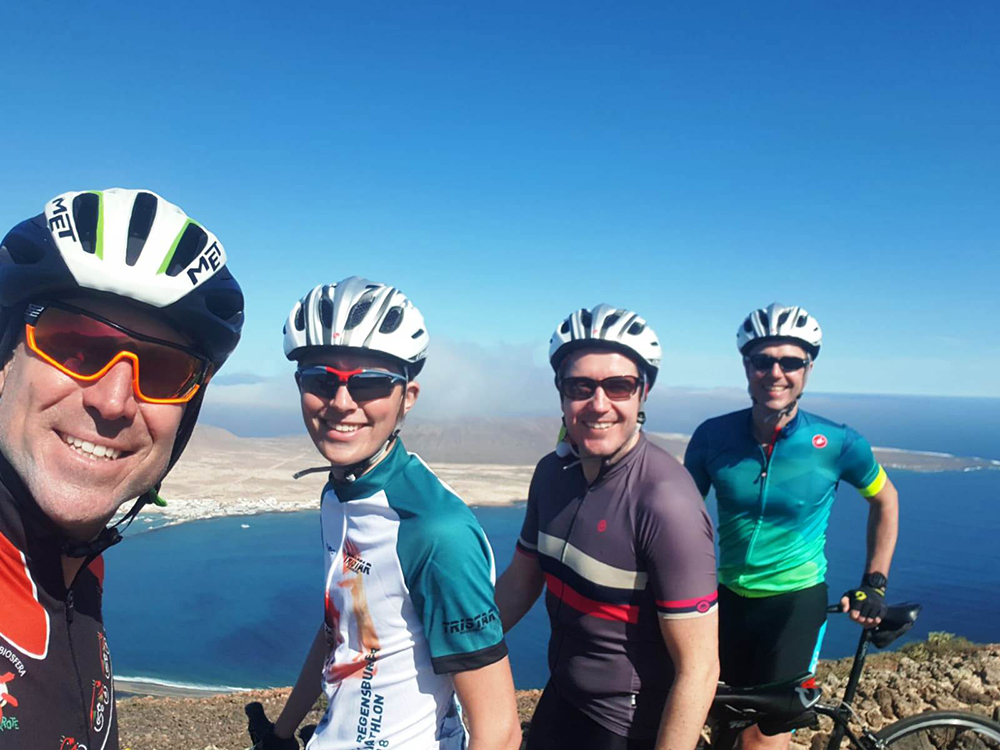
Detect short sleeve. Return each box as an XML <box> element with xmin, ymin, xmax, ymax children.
<box><xmin>838</xmin><ymin>428</ymin><xmax>886</xmax><ymax>497</ymax></box>
<box><xmin>636</xmin><ymin>474</ymin><xmax>719</xmax><ymax>619</ymax></box>
<box><xmin>683</xmin><ymin>423</ymin><xmax>713</xmax><ymax>498</ymax></box>
<box><xmin>515</xmin><ymin>464</ymin><xmax>543</xmax><ymax>557</ymax></box>
<box><xmin>403</xmin><ymin>516</ymin><xmax>508</xmax><ymax>674</ymax></box>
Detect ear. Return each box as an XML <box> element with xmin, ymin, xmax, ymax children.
<box><xmin>402</xmin><ymin>380</ymin><xmax>420</xmax><ymax>415</ymax></box>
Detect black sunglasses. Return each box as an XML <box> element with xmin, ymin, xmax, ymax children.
<box><xmin>295</xmin><ymin>366</ymin><xmax>406</xmax><ymax>402</ymax></box>
<box><xmin>745</xmin><ymin>354</ymin><xmax>810</xmax><ymax>373</ymax></box>
<box><xmin>558</xmin><ymin>375</ymin><xmax>642</xmax><ymax>402</ymax></box>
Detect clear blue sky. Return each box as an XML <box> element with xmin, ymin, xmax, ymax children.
<box><xmin>2</xmin><ymin>1</ymin><xmax>998</xmax><ymax>403</ymax></box>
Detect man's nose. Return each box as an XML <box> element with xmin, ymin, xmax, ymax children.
<box><xmin>81</xmin><ymin>359</ymin><xmax>139</xmax><ymax>421</ymax></box>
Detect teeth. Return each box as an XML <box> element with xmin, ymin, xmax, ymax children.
<box><xmin>584</xmin><ymin>422</ymin><xmax>615</xmax><ymax>430</ymax></box>
<box><xmin>332</xmin><ymin>424</ymin><xmax>360</xmax><ymax>433</ymax></box>
<box><xmin>62</xmin><ymin>433</ymin><xmax>121</xmax><ymax>460</ymax></box>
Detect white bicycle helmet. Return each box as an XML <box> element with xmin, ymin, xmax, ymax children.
<box><xmin>737</xmin><ymin>303</ymin><xmax>822</xmax><ymax>359</ymax></box>
<box><xmin>549</xmin><ymin>304</ymin><xmax>661</xmax><ymax>387</ymax></box>
<box><xmin>0</xmin><ymin>187</ymin><xmax>244</xmax><ymax>556</ymax></box>
<box><xmin>283</xmin><ymin>276</ymin><xmax>429</xmax><ymax>377</ymax></box>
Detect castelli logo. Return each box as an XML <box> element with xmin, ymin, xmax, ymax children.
<box><xmin>813</xmin><ymin>434</ymin><xmax>828</xmax><ymax>449</ymax></box>
<box><xmin>597</xmin><ymin>520</ymin><xmax>608</xmax><ymax>533</ymax></box>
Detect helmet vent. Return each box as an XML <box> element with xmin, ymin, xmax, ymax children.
<box><xmin>165</xmin><ymin>224</ymin><xmax>209</xmax><ymax>277</ymax></box>
<box><xmin>777</xmin><ymin>310</ymin><xmax>790</xmax><ymax>327</ymax></box>
<box><xmin>743</xmin><ymin>320</ymin><xmax>753</xmax><ymax>333</ymax></box>
<box><xmin>411</xmin><ymin>328</ymin><xmax>424</xmax><ymax>339</ymax></box>
<box><xmin>379</xmin><ymin>306</ymin><xmax>403</xmax><ymax>334</ymax></box>
<box><xmin>604</xmin><ymin>314</ymin><xmax>620</xmax><ymax>330</ymax></box>
<box><xmin>294</xmin><ymin>305</ymin><xmax>305</xmax><ymax>331</ymax></box>
<box><xmin>580</xmin><ymin>310</ymin><xmax>592</xmax><ymax>328</ymax></box>
<box><xmin>346</xmin><ymin>299</ymin><xmax>372</xmax><ymax>329</ymax></box>
<box><xmin>125</xmin><ymin>192</ymin><xmax>158</xmax><ymax>266</ymax></box>
<box><xmin>759</xmin><ymin>311</ymin><xmax>770</xmax><ymax>330</ymax></box>
<box><xmin>797</xmin><ymin>315</ymin><xmax>808</xmax><ymax>327</ymax></box>
<box><xmin>627</xmin><ymin>321</ymin><xmax>645</xmax><ymax>335</ymax></box>
<box><xmin>560</xmin><ymin>320</ymin><xmax>570</xmax><ymax>334</ymax></box>
<box><xmin>320</xmin><ymin>297</ymin><xmax>335</xmax><ymax>330</ymax></box>
<box><xmin>72</xmin><ymin>193</ymin><xmax>100</xmax><ymax>255</ymax></box>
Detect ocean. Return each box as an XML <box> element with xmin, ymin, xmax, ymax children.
<box><xmin>104</xmin><ymin>467</ymin><xmax>1000</xmax><ymax>692</ymax></box>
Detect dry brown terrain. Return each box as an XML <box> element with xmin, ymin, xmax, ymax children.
<box><xmin>118</xmin><ymin>639</ymin><xmax>1000</xmax><ymax>750</ymax></box>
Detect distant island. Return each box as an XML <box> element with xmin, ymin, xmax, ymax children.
<box><xmin>139</xmin><ymin>424</ymin><xmax>998</xmax><ymax>529</ymax></box>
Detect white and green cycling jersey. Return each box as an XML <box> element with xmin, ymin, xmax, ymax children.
<box><xmin>310</xmin><ymin>440</ymin><xmax>507</xmax><ymax>750</ymax></box>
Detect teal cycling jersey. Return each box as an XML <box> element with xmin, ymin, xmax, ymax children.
<box><xmin>684</xmin><ymin>409</ymin><xmax>886</xmax><ymax>595</ymax></box>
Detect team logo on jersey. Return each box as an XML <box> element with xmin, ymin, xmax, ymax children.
<box><xmin>812</xmin><ymin>434</ymin><xmax>828</xmax><ymax>449</ymax></box>
<box><xmin>90</xmin><ymin>679</ymin><xmax>111</xmax><ymax>735</ymax></box>
<box><xmin>59</xmin><ymin>737</ymin><xmax>87</xmax><ymax>750</ymax></box>
<box><xmin>0</xmin><ymin>672</ymin><xmax>19</xmax><ymax>731</ymax></box>
<box><xmin>597</xmin><ymin>520</ymin><xmax>608</xmax><ymax>533</ymax></box>
<box><xmin>97</xmin><ymin>632</ymin><xmax>112</xmax><ymax>680</ymax></box>
<box><xmin>444</xmin><ymin>609</ymin><xmax>499</xmax><ymax>634</ymax></box>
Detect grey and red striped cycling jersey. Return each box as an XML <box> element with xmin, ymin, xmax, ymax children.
<box><xmin>516</xmin><ymin>434</ymin><xmax>718</xmax><ymax>738</ymax></box>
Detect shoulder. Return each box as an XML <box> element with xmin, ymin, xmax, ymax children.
<box><xmin>690</xmin><ymin>408</ymin><xmax>751</xmax><ymax>444</ymax></box>
<box><xmin>796</xmin><ymin>411</ymin><xmax>869</xmax><ymax>448</ymax></box>
<box><xmin>634</xmin><ymin>440</ymin><xmax>705</xmax><ymax>511</ymax></box>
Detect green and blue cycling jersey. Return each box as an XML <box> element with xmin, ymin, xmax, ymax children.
<box><xmin>684</xmin><ymin>408</ymin><xmax>886</xmax><ymax>596</ymax></box>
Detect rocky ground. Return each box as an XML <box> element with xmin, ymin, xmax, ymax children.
<box><xmin>118</xmin><ymin>636</ymin><xmax>1000</xmax><ymax>750</ymax></box>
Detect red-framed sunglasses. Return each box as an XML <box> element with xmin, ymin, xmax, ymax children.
<box><xmin>23</xmin><ymin>302</ymin><xmax>212</xmax><ymax>405</ymax></box>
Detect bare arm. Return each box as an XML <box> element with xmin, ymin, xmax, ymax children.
<box><xmin>273</xmin><ymin>624</ymin><xmax>327</xmax><ymax>739</ymax></box>
<box><xmin>494</xmin><ymin>550</ymin><xmax>545</xmax><ymax>633</ymax></box>
<box><xmin>453</xmin><ymin>656</ymin><xmax>522</xmax><ymax>750</ymax></box>
<box><xmin>840</xmin><ymin>476</ymin><xmax>899</xmax><ymax>625</ymax></box>
<box><xmin>653</xmin><ymin>611</ymin><xmax>720</xmax><ymax>750</ymax></box>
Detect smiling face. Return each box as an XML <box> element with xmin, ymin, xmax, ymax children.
<box><xmin>0</xmin><ymin>297</ymin><xmax>188</xmax><ymax>541</ymax></box>
<box><xmin>559</xmin><ymin>349</ymin><xmax>642</xmax><ymax>459</ymax></box>
<box><xmin>296</xmin><ymin>350</ymin><xmax>419</xmax><ymax>469</ymax></box>
<box><xmin>744</xmin><ymin>340</ymin><xmax>812</xmax><ymax>413</ymax></box>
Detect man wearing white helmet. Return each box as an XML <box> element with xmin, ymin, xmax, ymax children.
<box><xmin>0</xmin><ymin>189</ymin><xmax>244</xmax><ymax>749</ymax></box>
<box><xmin>257</xmin><ymin>277</ymin><xmax>519</xmax><ymax>750</ymax></box>
<box><xmin>684</xmin><ymin>303</ymin><xmax>899</xmax><ymax>750</ymax></box>
<box><xmin>495</xmin><ymin>305</ymin><xmax>719</xmax><ymax>750</ymax></box>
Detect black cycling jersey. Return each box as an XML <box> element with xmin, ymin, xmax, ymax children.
<box><xmin>0</xmin><ymin>453</ymin><xmax>118</xmax><ymax>750</ymax></box>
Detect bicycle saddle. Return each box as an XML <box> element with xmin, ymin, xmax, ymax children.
<box><xmin>872</xmin><ymin>602</ymin><xmax>922</xmax><ymax>648</ymax></box>
<box><xmin>712</xmin><ymin>673</ymin><xmax>822</xmax><ymax>717</ymax></box>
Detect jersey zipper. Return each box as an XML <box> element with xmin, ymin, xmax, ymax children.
<box><xmin>66</xmin><ymin>573</ymin><xmax>94</xmax><ymax>748</ymax></box>
<box><xmin>741</xmin><ymin>426</ymin><xmax>781</xmax><ymax>586</ymax></box>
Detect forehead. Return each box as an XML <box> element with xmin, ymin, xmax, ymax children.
<box><xmin>297</xmin><ymin>349</ymin><xmax>402</xmax><ymax>373</ymax></box>
<box><xmin>63</xmin><ymin>295</ymin><xmax>189</xmax><ymax>346</ymax></box>
<box><xmin>562</xmin><ymin>349</ymin><xmax>639</xmax><ymax>377</ymax></box>
<box><xmin>747</xmin><ymin>340</ymin><xmax>808</xmax><ymax>359</ymax></box>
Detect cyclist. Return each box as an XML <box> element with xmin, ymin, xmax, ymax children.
<box><xmin>683</xmin><ymin>303</ymin><xmax>900</xmax><ymax>750</ymax></box>
<box><xmin>256</xmin><ymin>277</ymin><xmax>519</xmax><ymax>750</ymax></box>
<box><xmin>495</xmin><ymin>304</ymin><xmax>720</xmax><ymax>750</ymax></box>
<box><xmin>0</xmin><ymin>188</ymin><xmax>244</xmax><ymax>749</ymax></box>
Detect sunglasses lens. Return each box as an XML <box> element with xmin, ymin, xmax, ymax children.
<box><xmin>347</xmin><ymin>374</ymin><xmax>398</xmax><ymax>402</ymax></box>
<box><xmin>748</xmin><ymin>354</ymin><xmax>807</xmax><ymax>373</ymax></box>
<box><xmin>602</xmin><ymin>376</ymin><xmax>640</xmax><ymax>400</ymax></box>
<box><xmin>560</xmin><ymin>378</ymin><xmax>597</xmax><ymax>400</ymax></box>
<box><xmin>297</xmin><ymin>370</ymin><xmax>340</xmax><ymax>399</ymax></box>
<box><xmin>31</xmin><ymin>307</ymin><xmax>204</xmax><ymax>400</ymax></box>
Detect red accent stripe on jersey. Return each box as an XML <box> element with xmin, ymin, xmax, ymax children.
<box><xmin>87</xmin><ymin>555</ymin><xmax>105</xmax><ymax>588</ymax></box>
<box><xmin>0</xmin><ymin>530</ymin><xmax>50</xmax><ymax>658</ymax></box>
<box><xmin>544</xmin><ymin>573</ymin><xmax>639</xmax><ymax>624</ymax></box>
<box><xmin>656</xmin><ymin>590</ymin><xmax>718</xmax><ymax>615</ymax></box>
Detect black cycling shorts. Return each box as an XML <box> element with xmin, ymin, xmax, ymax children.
<box><xmin>527</xmin><ymin>682</ymin><xmax>656</xmax><ymax>750</ymax></box>
<box><xmin>718</xmin><ymin>582</ymin><xmax>828</xmax><ymax>687</ymax></box>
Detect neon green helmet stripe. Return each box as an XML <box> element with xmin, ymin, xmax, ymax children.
<box><xmin>88</xmin><ymin>190</ymin><xmax>105</xmax><ymax>260</ymax></box>
<box><xmin>156</xmin><ymin>218</ymin><xmax>201</xmax><ymax>275</ymax></box>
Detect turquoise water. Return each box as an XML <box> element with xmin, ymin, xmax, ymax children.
<box><xmin>103</xmin><ymin>468</ymin><xmax>1000</xmax><ymax>691</ymax></box>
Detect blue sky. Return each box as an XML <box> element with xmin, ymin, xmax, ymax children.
<box><xmin>2</xmin><ymin>1</ymin><xmax>998</xmax><ymax>409</ymax></box>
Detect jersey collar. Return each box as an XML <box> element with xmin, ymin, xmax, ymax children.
<box><xmin>331</xmin><ymin>438</ymin><xmax>408</xmax><ymax>502</ymax></box>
